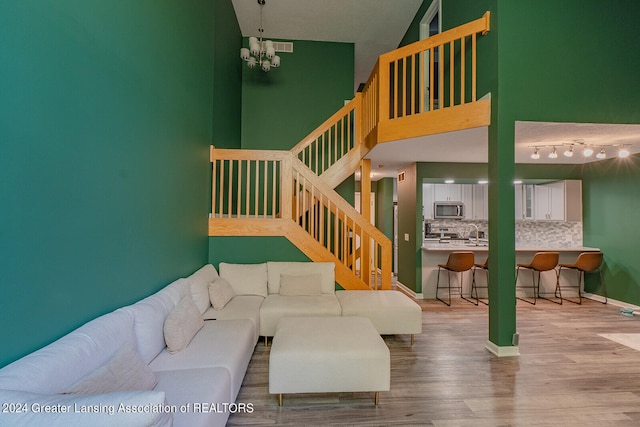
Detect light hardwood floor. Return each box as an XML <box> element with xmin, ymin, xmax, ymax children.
<box><xmin>228</xmin><ymin>298</ymin><xmax>640</xmax><ymax>426</ymax></box>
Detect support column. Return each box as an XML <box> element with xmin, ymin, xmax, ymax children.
<box><xmin>486</xmin><ymin>102</ymin><xmax>518</xmax><ymax>357</ymax></box>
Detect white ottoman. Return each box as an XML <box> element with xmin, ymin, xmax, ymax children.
<box><xmin>269</xmin><ymin>316</ymin><xmax>390</xmax><ymax>406</ymax></box>
<box><xmin>336</xmin><ymin>290</ymin><xmax>423</xmax><ymax>345</ymax></box>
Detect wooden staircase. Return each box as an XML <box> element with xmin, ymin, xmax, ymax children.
<box><xmin>209</xmin><ymin>12</ymin><xmax>491</xmax><ymax>291</ymax></box>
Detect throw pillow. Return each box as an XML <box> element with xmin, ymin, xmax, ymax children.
<box><xmin>209</xmin><ymin>277</ymin><xmax>236</xmax><ymax>310</ymax></box>
<box><xmin>163</xmin><ymin>296</ymin><xmax>204</xmax><ymax>354</ymax></box>
<box><xmin>279</xmin><ymin>274</ymin><xmax>323</xmax><ymax>296</ymax></box>
<box><xmin>188</xmin><ymin>264</ymin><xmax>219</xmax><ymax>314</ymax></box>
<box><xmin>64</xmin><ymin>345</ymin><xmax>156</xmax><ymax>394</ymax></box>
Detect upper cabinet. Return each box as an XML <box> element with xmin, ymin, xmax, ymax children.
<box><xmin>471</xmin><ymin>184</ymin><xmax>488</xmax><ymax>220</ymax></box>
<box><xmin>517</xmin><ymin>180</ymin><xmax>582</xmax><ymax>221</ymax></box>
<box><xmin>424</xmin><ymin>183</ymin><xmax>486</xmax><ymax>220</ymax></box>
<box><xmin>434</xmin><ymin>184</ymin><xmax>462</xmax><ymax>202</ymax></box>
<box><xmin>424</xmin><ymin>180</ymin><xmax>581</xmax><ymax>222</ymax></box>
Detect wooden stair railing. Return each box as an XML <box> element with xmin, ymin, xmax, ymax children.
<box><xmin>361</xmin><ymin>11</ymin><xmax>491</xmax><ymax>147</ymax></box>
<box><xmin>208</xmin><ymin>13</ymin><xmax>492</xmax><ymax>290</ymax></box>
<box><xmin>288</xmin><ymin>12</ymin><xmax>491</xmax><ymax>187</ymax></box>
<box><xmin>209</xmin><ymin>146</ymin><xmax>392</xmax><ymax>290</ymax></box>
<box><xmin>289</xmin><ymin>156</ymin><xmax>391</xmax><ymax>289</ymax></box>
<box><xmin>289</xmin><ymin>94</ymin><xmax>369</xmax><ymax>189</ymax></box>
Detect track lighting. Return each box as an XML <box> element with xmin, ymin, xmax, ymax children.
<box><xmin>528</xmin><ymin>143</ymin><xmax>632</xmax><ymax>161</ymax></box>
<box><xmin>619</xmin><ymin>146</ymin><xmax>630</xmax><ymax>158</ymax></box>
<box><xmin>531</xmin><ymin>147</ymin><xmax>540</xmax><ymax>159</ymax></box>
<box><xmin>563</xmin><ymin>145</ymin><xmax>574</xmax><ymax>157</ymax></box>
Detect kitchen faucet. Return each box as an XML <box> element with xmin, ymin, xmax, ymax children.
<box><xmin>468</xmin><ymin>223</ymin><xmax>479</xmax><ymax>246</ymax></box>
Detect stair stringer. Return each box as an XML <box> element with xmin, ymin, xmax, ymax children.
<box><xmin>208</xmin><ymin>217</ymin><xmax>372</xmax><ymax>290</ymax></box>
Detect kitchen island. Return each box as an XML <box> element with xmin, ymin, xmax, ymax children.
<box><xmin>420</xmin><ymin>241</ymin><xmax>600</xmax><ymax>300</ymax></box>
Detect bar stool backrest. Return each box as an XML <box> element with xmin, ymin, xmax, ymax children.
<box><xmin>529</xmin><ymin>252</ymin><xmax>559</xmax><ymax>272</ymax></box>
<box><xmin>575</xmin><ymin>252</ymin><xmax>603</xmax><ymax>272</ymax></box>
<box><xmin>445</xmin><ymin>251</ymin><xmax>475</xmax><ymax>272</ymax></box>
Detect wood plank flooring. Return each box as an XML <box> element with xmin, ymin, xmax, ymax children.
<box><xmin>227</xmin><ymin>298</ymin><xmax>640</xmax><ymax>426</ymax></box>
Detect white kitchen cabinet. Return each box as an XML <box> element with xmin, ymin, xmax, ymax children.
<box><xmin>461</xmin><ymin>184</ymin><xmax>474</xmax><ymax>219</ymax></box>
<box><xmin>515</xmin><ymin>184</ymin><xmax>535</xmax><ymax>220</ymax></box>
<box><xmin>471</xmin><ymin>184</ymin><xmax>488</xmax><ymax>220</ymax></box>
<box><xmin>422</xmin><ymin>183</ymin><xmax>435</xmax><ymax>219</ymax></box>
<box><xmin>434</xmin><ymin>184</ymin><xmax>462</xmax><ymax>202</ymax></box>
<box><xmin>535</xmin><ymin>181</ymin><xmax>566</xmax><ymax>221</ymax></box>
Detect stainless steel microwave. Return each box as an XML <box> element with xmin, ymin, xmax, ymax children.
<box><xmin>434</xmin><ymin>202</ymin><xmax>464</xmax><ymax>219</ymax></box>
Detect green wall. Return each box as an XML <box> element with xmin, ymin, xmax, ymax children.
<box><xmin>240</xmin><ymin>40</ymin><xmax>354</xmax><ymax>150</ymax></box>
<box><xmin>0</xmin><ymin>0</ymin><xmax>232</xmax><ymax>367</ymax></box>
<box><xmin>583</xmin><ymin>155</ymin><xmax>640</xmax><ymax>303</ymax></box>
<box><xmin>212</xmin><ymin>0</ymin><xmax>243</xmax><ymax>148</ymax></box>
<box><xmin>375</xmin><ymin>178</ymin><xmax>395</xmax><ymax>242</ymax></box>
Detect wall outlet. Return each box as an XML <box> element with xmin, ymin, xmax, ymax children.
<box><xmin>404</xmin><ymin>233</ymin><xmax>410</xmax><ymax>241</ymax></box>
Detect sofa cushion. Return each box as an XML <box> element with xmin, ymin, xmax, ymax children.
<box><xmin>162</xmin><ymin>278</ymin><xmax>191</xmax><ymax>306</ymax></box>
<box><xmin>259</xmin><ymin>294</ymin><xmax>342</xmax><ymax>337</ymax></box>
<box><xmin>164</xmin><ymin>296</ymin><xmax>204</xmax><ymax>354</ymax></box>
<box><xmin>64</xmin><ymin>344</ymin><xmax>156</xmax><ymax>394</ymax></box>
<box><xmin>279</xmin><ymin>273</ymin><xmax>323</xmax><ymax>296</ymax></box>
<box><xmin>0</xmin><ymin>389</ymin><xmax>172</xmax><ymax>427</ymax></box>
<box><xmin>336</xmin><ymin>290</ymin><xmax>423</xmax><ymax>335</ymax></box>
<box><xmin>219</xmin><ymin>262</ymin><xmax>268</xmax><ymax>297</ymax></box>
<box><xmin>0</xmin><ymin>308</ymin><xmax>136</xmax><ymax>394</ymax></box>
<box><xmin>127</xmin><ymin>292</ymin><xmax>174</xmax><ymax>364</ymax></box>
<box><xmin>209</xmin><ymin>277</ymin><xmax>236</xmax><ymax>310</ymax></box>
<box><xmin>202</xmin><ymin>295</ymin><xmax>263</xmax><ymax>343</ymax></box>
<box><xmin>188</xmin><ymin>264</ymin><xmax>219</xmax><ymax>314</ymax></box>
<box><xmin>150</xmin><ymin>319</ymin><xmax>255</xmax><ymax>401</ymax></box>
<box><xmin>155</xmin><ymin>368</ymin><xmax>232</xmax><ymax>427</ymax></box>
<box><xmin>267</xmin><ymin>262</ymin><xmax>335</xmax><ymax>294</ymax></box>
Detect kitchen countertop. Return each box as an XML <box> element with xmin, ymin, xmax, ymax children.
<box><xmin>422</xmin><ymin>240</ymin><xmax>600</xmax><ymax>252</ymax></box>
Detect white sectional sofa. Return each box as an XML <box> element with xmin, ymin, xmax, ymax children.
<box><xmin>0</xmin><ymin>261</ymin><xmax>422</xmax><ymax>426</ymax></box>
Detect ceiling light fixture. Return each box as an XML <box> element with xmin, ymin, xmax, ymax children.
<box><xmin>531</xmin><ymin>147</ymin><xmax>540</xmax><ymax>159</ymax></box>
<box><xmin>583</xmin><ymin>146</ymin><xmax>594</xmax><ymax>157</ymax></box>
<box><xmin>513</xmin><ymin>180</ymin><xmax>523</xmax><ymax>185</ymax></box>
<box><xmin>478</xmin><ymin>180</ymin><xmax>488</xmax><ymax>184</ymax></box>
<box><xmin>444</xmin><ymin>179</ymin><xmax>455</xmax><ymax>184</ymax></box>
<box><xmin>618</xmin><ymin>145</ymin><xmax>630</xmax><ymax>158</ymax></box>
<box><xmin>596</xmin><ymin>147</ymin><xmax>607</xmax><ymax>159</ymax></box>
<box><xmin>548</xmin><ymin>147</ymin><xmax>558</xmax><ymax>159</ymax></box>
<box><xmin>240</xmin><ymin>0</ymin><xmax>281</xmax><ymax>72</ymax></box>
<box><xmin>563</xmin><ymin>145</ymin><xmax>574</xmax><ymax>157</ymax></box>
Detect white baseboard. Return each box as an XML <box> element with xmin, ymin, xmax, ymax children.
<box><xmin>485</xmin><ymin>340</ymin><xmax>520</xmax><ymax>357</ymax></box>
<box><xmin>584</xmin><ymin>293</ymin><xmax>633</xmax><ymax>308</ymax></box>
<box><xmin>395</xmin><ymin>280</ymin><xmax>423</xmax><ymax>299</ymax></box>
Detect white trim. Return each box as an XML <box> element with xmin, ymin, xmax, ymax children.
<box><xmin>584</xmin><ymin>293</ymin><xmax>622</xmax><ymax>307</ymax></box>
<box><xmin>395</xmin><ymin>280</ymin><xmax>424</xmax><ymax>299</ymax></box>
<box><xmin>485</xmin><ymin>340</ymin><xmax>520</xmax><ymax>357</ymax></box>
<box><xmin>419</xmin><ymin>0</ymin><xmax>441</xmax><ymax>40</ymax></box>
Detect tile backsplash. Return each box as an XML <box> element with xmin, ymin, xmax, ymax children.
<box><xmin>424</xmin><ymin>219</ymin><xmax>583</xmax><ymax>247</ymax></box>
<box><xmin>515</xmin><ymin>220</ymin><xmax>583</xmax><ymax>247</ymax></box>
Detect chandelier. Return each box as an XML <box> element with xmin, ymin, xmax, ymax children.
<box><xmin>240</xmin><ymin>0</ymin><xmax>281</xmax><ymax>72</ymax></box>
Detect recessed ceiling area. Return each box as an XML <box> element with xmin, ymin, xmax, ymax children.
<box><xmin>364</xmin><ymin>121</ymin><xmax>640</xmax><ymax>180</ymax></box>
<box><xmin>231</xmin><ymin>0</ymin><xmax>424</xmax><ymax>90</ymax></box>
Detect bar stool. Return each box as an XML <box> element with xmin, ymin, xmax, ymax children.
<box><xmin>436</xmin><ymin>251</ymin><xmax>475</xmax><ymax>306</ymax></box>
<box><xmin>470</xmin><ymin>258</ymin><xmax>489</xmax><ymax>306</ymax></box>
<box><xmin>557</xmin><ymin>252</ymin><xmax>606</xmax><ymax>304</ymax></box>
<box><xmin>515</xmin><ymin>252</ymin><xmax>560</xmax><ymax>305</ymax></box>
